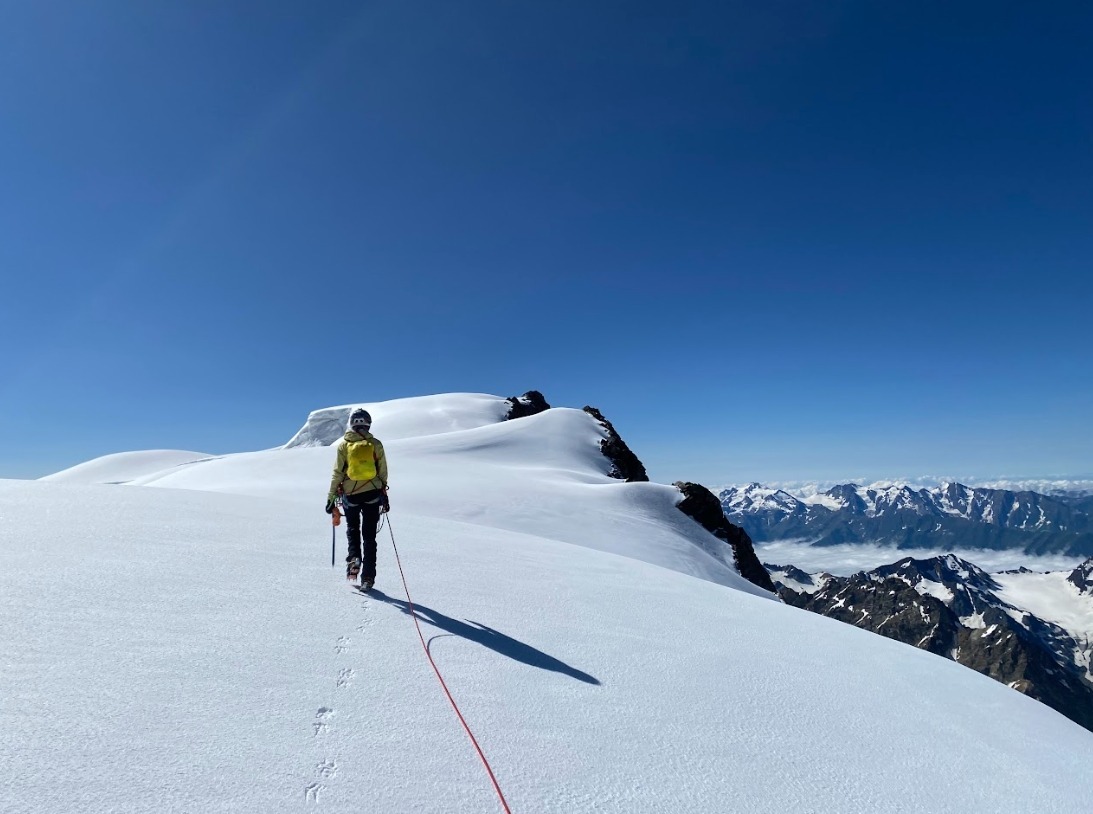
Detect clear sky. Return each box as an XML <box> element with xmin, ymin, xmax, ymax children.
<box><xmin>1</xmin><ymin>1</ymin><xmax>1090</xmax><ymax>487</ymax></box>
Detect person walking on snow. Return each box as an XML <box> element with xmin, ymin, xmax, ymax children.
<box><xmin>325</xmin><ymin>407</ymin><xmax>389</xmax><ymax>589</ymax></box>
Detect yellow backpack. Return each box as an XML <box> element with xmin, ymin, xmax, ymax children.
<box><xmin>345</xmin><ymin>439</ymin><xmax>378</xmax><ymax>481</ymax></box>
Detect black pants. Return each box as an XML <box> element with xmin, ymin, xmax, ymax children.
<box><xmin>343</xmin><ymin>493</ymin><xmax>381</xmax><ymax>581</ymax></box>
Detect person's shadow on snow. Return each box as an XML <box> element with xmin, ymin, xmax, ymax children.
<box><xmin>367</xmin><ymin>589</ymin><xmax>601</xmax><ymax>685</ymax></box>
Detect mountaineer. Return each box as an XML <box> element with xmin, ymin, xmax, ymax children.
<box><xmin>326</xmin><ymin>407</ymin><xmax>389</xmax><ymax>590</ymax></box>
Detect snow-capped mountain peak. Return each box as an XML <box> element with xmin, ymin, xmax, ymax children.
<box><xmin>720</xmin><ymin>482</ymin><xmax>803</xmax><ymax>513</ymax></box>
<box><xmin>871</xmin><ymin>554</ymin><xmax>1003</xmax><ymax>617</ymax></box>
<box><xmin>720</xmin><ymin>481</ymin><xmax>1093</xmax><ymax>556</ymax></box>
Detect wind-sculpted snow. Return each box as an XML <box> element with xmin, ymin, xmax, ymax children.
<box><xmin>282</xmin><ymin>392</ymin><xmax>510</xmax><ymax>447</ymax></box>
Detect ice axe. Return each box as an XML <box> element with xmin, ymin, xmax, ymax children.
<box><xmin>330</xmin><ymin>499</ymin><xmax>342</xmax><ymax>567</ymax></box>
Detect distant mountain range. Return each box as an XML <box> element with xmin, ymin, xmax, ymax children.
<box><xmin>768</xmin><ymin>555</ymin><xmax>1093</xmax><ymax>733</ymax></box>
<box><xmin>720</xmin><ymin>482</ymin><xmax>1093</xmax><ymax>556</ymax></box>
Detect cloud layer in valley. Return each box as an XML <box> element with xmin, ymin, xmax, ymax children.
<box><xmin>756</xmin><ymin>540</ymin><xmax>1086</xmax><ymax>577</ymax></box>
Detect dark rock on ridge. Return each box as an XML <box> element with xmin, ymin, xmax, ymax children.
<box><xmin>674</xmin><ymin>482</ymin><xmax>777</xmax><ymax>593</ymax></box>
<box><xmin>1068</xmin><ymin>556</ymin><xmax>1093</xmax><ymax>595</ymax></box>
<box><xmin>582</xmin><ymin>406</ymin><xmax>649</xmax><ymax>483</ymax></box>
<box><xmin>505</xmin><ymin>395</ymin><xmax>647</xmax><ymax>483</ymax></box>
<box><xmin>764</xmin><ymin>563</ymin><xmax>831</xmax><ymax>591</ymax></box>
<box><xmin>504</xmin><ymin>391</ymin><xmax>551</xmax><ymax>420</ymax></box>
<box><xmin>513</xmin><ymin>397</ymin><xmax>772</xmax><ymax>593</ymax></box>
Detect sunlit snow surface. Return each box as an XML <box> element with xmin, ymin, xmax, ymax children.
<box><xmin>5</xmin><ymin>394</ymin><xmax>1092</xmax><ymax>812</ymax></box>
<box><xmin>994</xmin><ymin>570</ymin><xmax>1093</xmax><ymax>680</ymax></box>
<box><xmin>40</xmin><ymin>448</ymin><xmax>218</xmax><ymax>484</ymax></box>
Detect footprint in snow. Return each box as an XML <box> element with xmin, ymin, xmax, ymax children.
<box><xmin>336</xmin><ymin>668</ymin><xmax>355</xmax><ymax>688</ymax></box>
<box><xmin>313</xmin><ymin>707</ymin><xmax>333</xmax><ymax>736</ymax></box>
<box><xmin>335</xmin><ymin>636</ymin><xmax>349</xmax><ymax>654</ymax></box>
<box><xmin>356</xmin><ymin>609</ymin><xmax>374</xmax><ymax>631</ymax></box>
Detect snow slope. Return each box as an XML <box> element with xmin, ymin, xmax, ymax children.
<box><xmin>40</xmin><ymin>449</ymin><xmax>218</xmax><ymax>484</ymax></box>
<box><xmin>995</xmin><ymin>569</ymin><xmax>1093</xmax><ymax>679</ymax></box>
<box><xmin>5</xmin><ymin>394</ymin><xmax>1092</xmax><ymax>813</ymax></box>
<box><xmin>995</xmin><ymin>571</ymin><xmax>1093</xmax><ymax>642</ymax></box>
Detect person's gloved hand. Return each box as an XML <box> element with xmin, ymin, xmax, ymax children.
<box><xmin>379</xmin><ymin>490</ymin><xmax>390</xmax><ymax>514</ymax></box>
<box><xmin>325</xmin><ymin>497</ymin><xmax>336</xmax><ymax>514</ymax></box>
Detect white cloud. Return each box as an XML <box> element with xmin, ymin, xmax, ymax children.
<box><xmin>756</xmin><ymin>540</ymin><xmax>1086</xmax><ymax>577</ymax></box>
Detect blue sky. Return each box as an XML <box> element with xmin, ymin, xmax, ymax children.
<box><xmin>1</xmin><ymin>1</ymin><xmax>1090</xmax><ymax>486</ymax></box>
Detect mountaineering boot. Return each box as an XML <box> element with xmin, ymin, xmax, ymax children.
<box><xmin>359</xmin><ymin>579</ymin><xmax>373</xmax><ymax>592</ymax></box>
<box><xmin>346</xmin><ymin>558</ymin><xmax>361</xmax><ymax>581</ymax></box>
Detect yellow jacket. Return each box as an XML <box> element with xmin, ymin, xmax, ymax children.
<box><xmin>328</xmin><ymin>430</ymin><xmax>388</xmax><ymax>500</ymax></box>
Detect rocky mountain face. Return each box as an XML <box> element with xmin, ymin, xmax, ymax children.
<box><xmin>722</xmin><ymin>482</ymin><xmax>1093</xmax><ymax>556</ymax></box>
<box><xmin>504</xmin><ymin>390</ymin><xmax>551</xmax><ymax>420</ymax></box>
<box><xmin>772</xmin><ymin>554</ymin><xmax>1093</xmax><ymax>732</ymax></box>
<box><xmin>1069</xmin><ymin>558</ymin><xmax>1093</xmax><ymax>594</ymax></box>
<box><xmin>571</xmin><ymin>411</ymin><xmax>774</xmax><ymax>593</ymax></box>
<box><xmin>675</xmin><ymin>482</ymin><xmax>776</xmax><ymax>593</ymax></box>
<box><xmin>582</xmin><ymin>406</ymin><xmax>648</xmax><ymax>483</ymax></box>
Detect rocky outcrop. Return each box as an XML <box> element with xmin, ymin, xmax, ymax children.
<box><xmin>674</xmin><ymin>482</ymin><xmax>776</xmax><ymax>593</ymax></box>
<box><xmin>504</xmin><ymin>391</ymin><xmax>551</xmax><ymax>420</ymax></box>
<box><xmin>582</xmin><ymin>406</ymin><xmax>648</xmax><ymax>483</ymax></box>
<box><xmin>764</xmin><ymin>563</ymin><xmax>833</xmax><ymax>593</ymax></box>
<box><xmin>778</xmin><ymin>555</ymin><xmax>1093</xmax><ymax>733</ymax></box>
<box><xmin>1068</xmin><ymin>557</ymin><xmax>1093</xmax><ymax>595</ymax></box>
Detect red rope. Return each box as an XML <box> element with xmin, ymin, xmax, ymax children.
<box><xmin>383</xmin><ymin>517</ymin><xmax>514</xmax><ymax>814</ymax></box>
